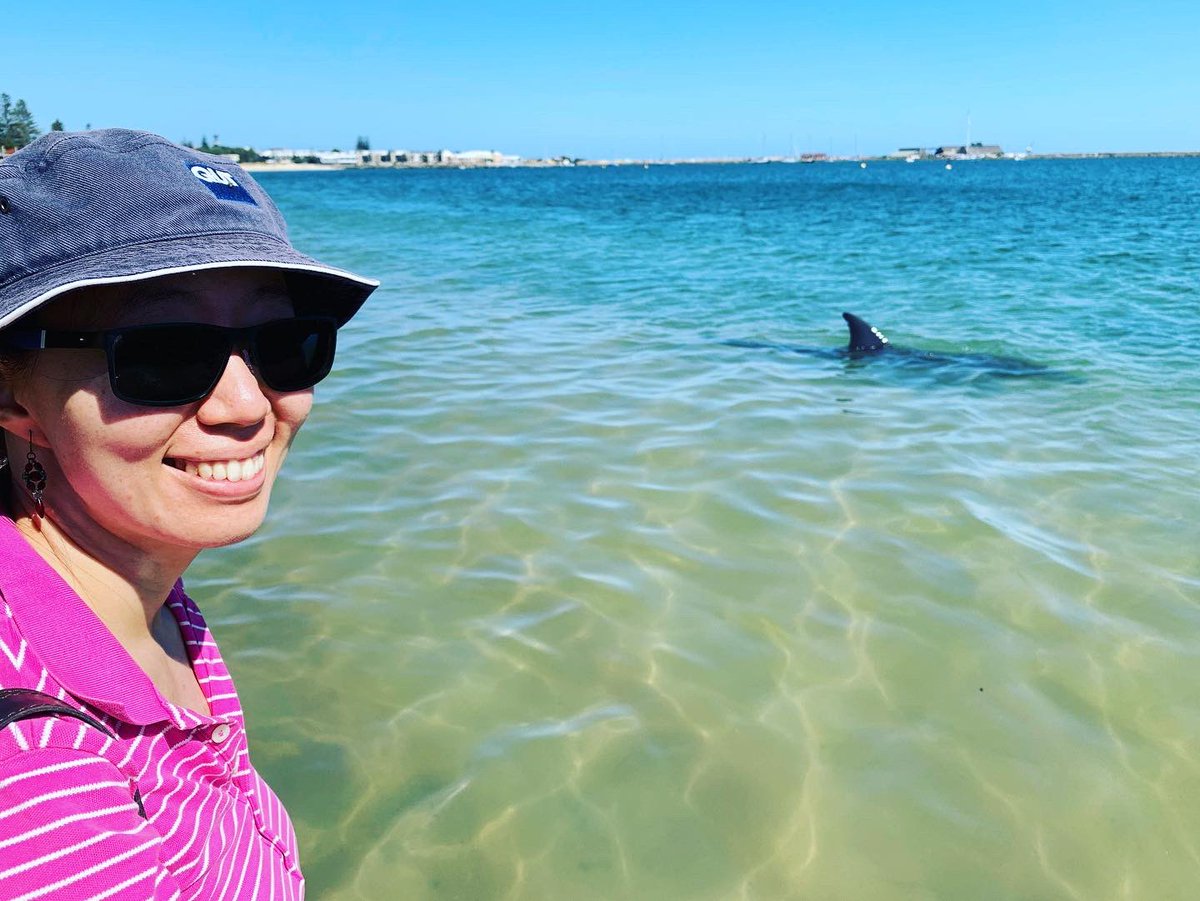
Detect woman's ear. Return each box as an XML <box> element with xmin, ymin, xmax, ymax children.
<box><xmin>0</xmin><ymin>382</ymin><xmax>25</xmax><ymax>422</ymax></box>
<box><xmin>0</xmin><ymin>386</ymin><xmax>38</xmax><ymax>445</ymax></box>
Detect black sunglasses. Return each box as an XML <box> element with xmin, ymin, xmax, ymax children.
<box><xmin>1</xmin><ymin>316</ymin><xmax>338</xmax><ymax>407</ymax></box>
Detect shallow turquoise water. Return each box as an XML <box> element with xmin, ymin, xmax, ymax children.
<box><xmin>188</xmin><ymin>159</ymin><xmax>1200</xmax><ymax>899</ymax></box>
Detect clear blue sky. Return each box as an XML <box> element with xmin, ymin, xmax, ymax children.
<box><xmin>6</xmin><ymin>1</ymin><xmax>1198</xmax><ymax>159</ymax></box>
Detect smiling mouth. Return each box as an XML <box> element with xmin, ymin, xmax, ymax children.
<box><xmin>165</xmin><ymin>452</ymin><xmax>266</xmax><ymax>483</ymax></box>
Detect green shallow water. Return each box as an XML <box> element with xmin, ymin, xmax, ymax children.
<box><xmin>188</xmin><ymin>160</ymin><xmax>1200</xmax><ymax>899</ymax></box>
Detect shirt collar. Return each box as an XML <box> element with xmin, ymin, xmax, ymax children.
<box><xmin>0</xmin><ymin>516</ymin><xmax>183</xmax><ymax>726</ymax></box>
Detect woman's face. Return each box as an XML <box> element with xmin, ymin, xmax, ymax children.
<box><xmin>4</xmin><ymin>269</ymin><xmax>315</xmax><ymax>558</ymax></box>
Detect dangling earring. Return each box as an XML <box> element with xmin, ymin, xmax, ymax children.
<box><xmin>22</xmin><ymin>432</ymin><xmax>46</xmax><ymax>521</ymax></box>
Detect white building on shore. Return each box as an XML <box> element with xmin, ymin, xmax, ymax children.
<box><xmin>259</xmin><ymin>147</ymin><xmax>522</xmax><ymax>167</ymax></box>
<box><xmin>259</xmin><ymin>148</ymin><xmax>358</xmax><ymax>165</ymax></box>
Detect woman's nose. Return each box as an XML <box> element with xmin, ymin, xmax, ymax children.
<box><xmin>196</xmin><ymin>351</ymin><xmax>271</xmax><ymax>425</ymax></box>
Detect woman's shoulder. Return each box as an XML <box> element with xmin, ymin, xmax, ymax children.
<box><xmin>0</xmin><ymin>589</ymin><xmax>46</xmax><ymax>686</ymax></box>
<box><xmin>0</xmin><ymin>583</ymin><xmax>61</xmax><ymax>691</ymax></box>
<box><xmin>0</xmin><ymin>587</ymin><xmax>118</xmax><ymax>759</ymax></box>
<box><xmin>0</xmin><ymin>742</ymin><xmax>178</xmax><ymax>899</ymax></box>
<box><xmin>0</xmin><ymin>687</ymin><xmax>120</xmax><ymax>769</ymax></box>
<box><xmin>0</xmin><ymin>671</ymin><xmax>154</xmax><ymax>893</ymax></box>
<box><xmin>0</xmin><ymin>686</ymin><xmax>147</xmax><ymax>884</ymax></box>
<box><xmin>0</xmin><ymin>681</ymin><xmax>114</xmax><ymax>741</ymax></box>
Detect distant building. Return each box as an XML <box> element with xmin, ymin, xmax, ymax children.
<box><xmin>259</xmin><ymin>146</ymin><xmax>525</xmax><ymax>168</ymax></box>
<box><xmin>261</xmin><ymin>148</ymin><xmax>321</xmax><ymax>161</ymax></box>
<box><xmin>447</xmin><ymin>149</ymin><xmax>522</xmax><ymax>166</ymax></box>
<box><xmin>935</xmin><ymin>143</ymin><xmax>1003</xmax><ymax>159</ymax></box>
<box><xmin>393</xmin><ymin>150</ymin><xmax>448</xmax><ymax>165</ymax></box>
<box><xmin>318</xmin><ymin>150</ymin><xmax>359</xmax><ymax>165</ymax></box>
<box><xmin>259</xmin><ymin>148</ymin><xmax>356</xmax><ymax>165</ymax></box>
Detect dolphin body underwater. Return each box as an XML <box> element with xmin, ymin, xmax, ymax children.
<box><xmin>726</xmin><ymin>312</ymin><xmax>1070</xmax><ymax>383</ymax></box>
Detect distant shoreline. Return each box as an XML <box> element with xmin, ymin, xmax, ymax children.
<box><xmin>240</xmin><ymin>161</ymin><xmax>342</xmax><ymax>172</ymax></box>
<box><xmin>1017</xmin><ymin>150</ymin><xmax>1200</xmax><ymax>159</ymax></box>
<box><xmin>240</xmin><ymin>150</ymin><xmax>1200</xmax><ymax>173</ymax></box>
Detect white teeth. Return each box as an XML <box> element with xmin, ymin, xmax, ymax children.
<box><xmin>176</xmin><ymin>453</ymin><xmax>265</xmax><ymax>482</ymax></box>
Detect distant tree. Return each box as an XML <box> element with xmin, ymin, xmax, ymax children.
<box><xmin>0</xmin><ymin>95</ymin><xmax>11</xmax><ymax>148</ymax></box>
<box><xmin>207</xmin><ymin>142</ymin><xmax>265</xmax><ymax>164</ymax></box>
<box><xmin>0</xmin><ymin>94</ymin><xmax>39</xmax><ymax>149</ymax></box>
<box><xmin>10</xmin><ymin>100</ymin><xmax>38</xmax><ymax>147</ymax></box>
<box><xmin>355</xmin><ymin>135</ymin><xmax>370</xmax><ymax>151</ymax></box>
<box><xmin>176</xmin><ymin>132</ymin><xmax>260</xmax><ymax>163</ymax></box>
<box><xmin>51</xmin><ymin>119</ymin><xmax>64</xmax><ymax>131</ymax></box>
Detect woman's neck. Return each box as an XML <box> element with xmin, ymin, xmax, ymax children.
<box><xmin>12</xmin><ymin>510</ymin><xmax>193</xmax><ymax>635</ymax></box>
<box><xmin>9</xmin><ymin>508</ymin><xmax>210</xmax><ymax>715</ymax></box>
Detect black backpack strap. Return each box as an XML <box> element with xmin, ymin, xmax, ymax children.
<box><xmin>0</xmin><ymin>687</ymin><xmax>146</xmax><ymax>818</ymax></box>
<box><xmin>0</xmin><ymin>688</ymin><xmax>115</xmax><ymax>735</ymax></box>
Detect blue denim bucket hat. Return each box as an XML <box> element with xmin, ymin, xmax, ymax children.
<box><xmin>0</xmin><ymin>129</ymin><xmax>377</xmax><ymax>330</ymax></box>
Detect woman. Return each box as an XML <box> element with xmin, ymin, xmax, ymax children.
<box><xmin>0</xmin><ymin>130</ymin><xmax>377</xmax><ymax>898</ymax></box>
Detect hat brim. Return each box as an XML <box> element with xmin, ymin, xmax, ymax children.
<box><xmin>0</xmin><ymin>232</ymin><xmax>378</xmax><ymax>330</ymax></box>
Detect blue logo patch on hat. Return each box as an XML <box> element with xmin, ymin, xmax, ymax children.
<box><xmin>186</xmin><ymin>162</ymin><xmax>257</xmax><ymax>205</ymax></box>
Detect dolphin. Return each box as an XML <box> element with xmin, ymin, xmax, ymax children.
<box><xmin>725</xmin><ymin>312</ymin><xmax>1070</xmax><ymax>382</ymax></box>
<box><xmin>842</xmin><ymin>312</ymin><xmax>892</xmax><ymax>352</ymax></box>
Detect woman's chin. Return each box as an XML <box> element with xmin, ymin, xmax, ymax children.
<box><xmin>187</xmin><ymin>506</ymin><xmax>272</xmax><ymax>550</ymax></box>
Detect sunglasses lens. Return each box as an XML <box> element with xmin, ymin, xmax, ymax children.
<box><xmin>106</xmin><ymin>318</ymin><xmax>336</xmax><ymax>405</ymax></box>
<box><xmin>253</xmin><ymin>318</ymin><xmax>337</xmax><ymax>392</ymax></box>
<box><xmin>109</xmin><ymin>324</ymin><xmax>228</xmax><ymax>405</ymax></box>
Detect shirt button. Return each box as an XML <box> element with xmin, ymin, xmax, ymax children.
<box><xmin>211</xmin><ymin>723</ymin><xmax>231</xmax><ymax>743</ymax></box>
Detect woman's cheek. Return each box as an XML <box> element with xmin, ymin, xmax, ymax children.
<box><xmin>275</xmin><ymin>390</ymin><xmax>315</xmax><ymax>437</ymax></box>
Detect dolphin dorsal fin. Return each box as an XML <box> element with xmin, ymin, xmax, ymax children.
<box><xmin>842</xmin><ymin>312</ymin><xmax>891</xmax><ymax>352</ymax></box>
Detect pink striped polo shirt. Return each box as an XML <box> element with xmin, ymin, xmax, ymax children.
<box><xmin>0</xmin><ymin>517</ymin><xmax>304</xmax><ymax>899</ymax></box>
